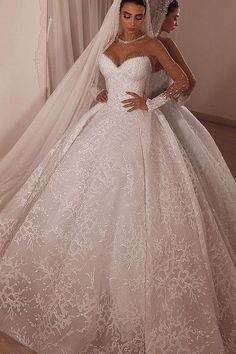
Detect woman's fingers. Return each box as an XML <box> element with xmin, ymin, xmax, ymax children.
<box><xmin>96</xmin><ymin>89</ymin><xmax>108</xmax><ymax>102</ymax></box>
<box><xmin>126</xmin><ymin>91</ymin><xmax>139</xmax><ymax>98</ymax></box>
<box><xmin>127</xmin><ymin>107</ymin><xmax>136</xmax><ymax>112</ymax></box>
<box><xmin>101</xmin><ymin>93</ymin><xmax>107</xmax><ymax>99</ymax></box>
<box><xmin>121</xmin><ymin>98</ymin><xmax>138</xmax><ymax>104</ymax></box>
<box><xmin>97</xmin><ymin>90</ymin><xmax>146</xmax><ymax>110</ymax></box>
<box><xmin>123</xmin><ymin>103</ymin><xmax>135</xmax><ymax>108</ymax></box>
<box><xmin>98</xmin><ymin>93</ymin><xmax>108</xmax><ymax>102</ymax></box>
<box><xmin>122</xmin><ymin>97</ymin><xmax>143</xmax><ymax>111</ymax></box>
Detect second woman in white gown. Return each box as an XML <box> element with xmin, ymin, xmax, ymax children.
<box><xmin>0</xmin><ymin>0</ymin><xmax>236</xmax><ymax>353</ymax></box>
<box><xmin>151</xmin><ymin>0</ymin><xmax>236</xmax><ymax>268</ymax></box>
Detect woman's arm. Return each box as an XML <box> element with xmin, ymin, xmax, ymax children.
<box><xmin>148</xmin><ymin>38</ymin><xmax>190</xmax><ymax>99</ymax></box>
<box><xmin>122</xmin><ymin>39</ymin><xmax>190</xmax><ymax>112</ymax></box>
<box><xmin>90</xmin><ymin>71</ymin><xmax>108</xmax><ymax>102</ymax></box>
<box><xmin>142</xmin><ymin>38</ymin><xmax>190</xmax><ymax>111</ymax></box>
<box><xmin>160</xmin><ymin>37</ymin><xmax>196</xmax><ymax>93</ymax></box>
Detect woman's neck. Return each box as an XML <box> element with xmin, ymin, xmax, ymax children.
<box><xmin>119</xmin><ymin>31</ymin><xmax>143</xmax><ymax>41</ymax></box>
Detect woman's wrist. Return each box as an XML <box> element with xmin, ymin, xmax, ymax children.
<box><xmin>146</xmin><ymin>92</ymin><xmax>170</xmax><ymax>112</ymax></box>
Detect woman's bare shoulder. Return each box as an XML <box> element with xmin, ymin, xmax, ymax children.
<box><xmin>158</xmin><ymin>36</ymin><xmax>178</xmax><ymax>50</ymax></box>
<box><xmin>141</xmin><ymin>36</ymin><xmax>166</xmax><ymax>54</ymax></box>
<box><xmin>143</xmin><ymin>35</ymin><xmax>162</xmax><ymax>44</ymax></box>
<box><xmin>103</xmin><ymin>38</ymin><xmax>118</xmax><ymax>54</ymax></box>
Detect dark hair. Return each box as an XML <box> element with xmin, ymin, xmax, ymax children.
<box><xmin>167</xmin><ymin>0</ymin><xmax>179</xmax><ymax>16</ymax></box>
<box><xmin>120</xmin><ymin>0</ymin><xmax>147</xmax><ymax>14</ymax></box>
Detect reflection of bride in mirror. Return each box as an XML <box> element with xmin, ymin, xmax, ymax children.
<box><xmin>0</xmin><ymin>0</ymin><xmax>236</xmax><ymax>353</ymax></box>
<box><xmin>151</xmin><ymin>0</ymin><xmax>196</xmax><ymax>101</ymax></box>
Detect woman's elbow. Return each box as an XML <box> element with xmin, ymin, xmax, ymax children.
<box><xmin>189</xmin><ymin>76</ymin><xmax>196</xmax><ymax>90</ymax></box>
<box><xmin>183</xmin><ymin>75</ymin><xmax>190</xmax><ymax>91</ymax></box>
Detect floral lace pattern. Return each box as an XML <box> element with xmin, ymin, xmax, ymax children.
<box><xmin>0</xmin><ymin>55</ymin><xmax>236</xmax><ymax>354</ymax></box>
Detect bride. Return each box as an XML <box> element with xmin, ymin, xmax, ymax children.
<box><xmin>0</xmin><ymin>0</ymin><xmax>236</xmax><ymax>353</ymax></box>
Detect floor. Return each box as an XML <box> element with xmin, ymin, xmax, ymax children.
<box><xmin>201</xmin><ymin>120</ymin><xmax>236</xmax><ymax>179</ymax></box>
<box><xmin>0</xmin><ymin>332</ymin><xmax>37</xmax><ymax>354</ymax></box>
<box><xmin>0</xmin><ymin>120</ymin><xmax>235</xmax><ymax>354</ymax></box>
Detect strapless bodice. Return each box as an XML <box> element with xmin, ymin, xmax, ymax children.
<box><xmin>99</xmin><ymin>54</ymin><xmax>152</xmax><ymax>111</ymax></box>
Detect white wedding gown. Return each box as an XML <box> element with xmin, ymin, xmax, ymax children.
<box><xmin>0</xmin><ymin>54</ymin><xmax>236</xmax><ymax>354</ymax></box>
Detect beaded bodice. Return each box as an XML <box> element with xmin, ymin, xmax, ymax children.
<box><xmin>99</xmin><ymin>53</ymin><xmax>152</xmax><ymax>111</ymax></box>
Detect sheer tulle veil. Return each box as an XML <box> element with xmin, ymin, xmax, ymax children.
<box><xmin>149</xmin><ymin>0</ymin><xmax>173</xmax><ymax>35</ymax></box>
<box><xmin>0</xmin><ymin>0</ymin><xmax>153</xmax><ymax>210</ymax></box>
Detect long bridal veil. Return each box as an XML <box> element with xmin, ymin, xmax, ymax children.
<box><xmin>0</xmin><ymin>0</ymin><xmax>153</xmax><ymax>210</ymax></box>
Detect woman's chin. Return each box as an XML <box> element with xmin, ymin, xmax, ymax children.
<box><xmin>162</xmin><ymin>27</ymin><xmax>172</xmax><ymax>34</ymax></box>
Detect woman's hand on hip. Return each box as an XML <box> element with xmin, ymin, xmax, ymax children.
<box><xmin>122</xmin><ymin>92</ymin><xmax>148</xmax><ymax>112</ymax></box>
<box><xmin>96</xmin><ymin>89</ymin><xmax>108</xmax><ymax>103</ymax></box>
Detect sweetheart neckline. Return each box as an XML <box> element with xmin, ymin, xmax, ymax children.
<box><xmin>101</xmin><ymin>53</ymin><xmax>152</xmax><ymax>70</ymax></box>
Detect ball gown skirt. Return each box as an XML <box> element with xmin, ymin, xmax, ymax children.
<box><xmin>0</xmin><ymin>55</ymin><xmax>236</xmax><ymax>353</ymax></box>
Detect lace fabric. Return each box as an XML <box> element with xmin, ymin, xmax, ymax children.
<box><xmin>150</xmin><ymin>69</ymin><xmax>190</xmax><ymax>107</ymax></box>
<box><xmin>146</xmin><ymin>92</ymin><xmax>170</xmax><ymax>111</ymax></box>
<box><xmin>0</xmin><ymin>52</ymin><xmax>236</xmax><ymax>354</ymax></box>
